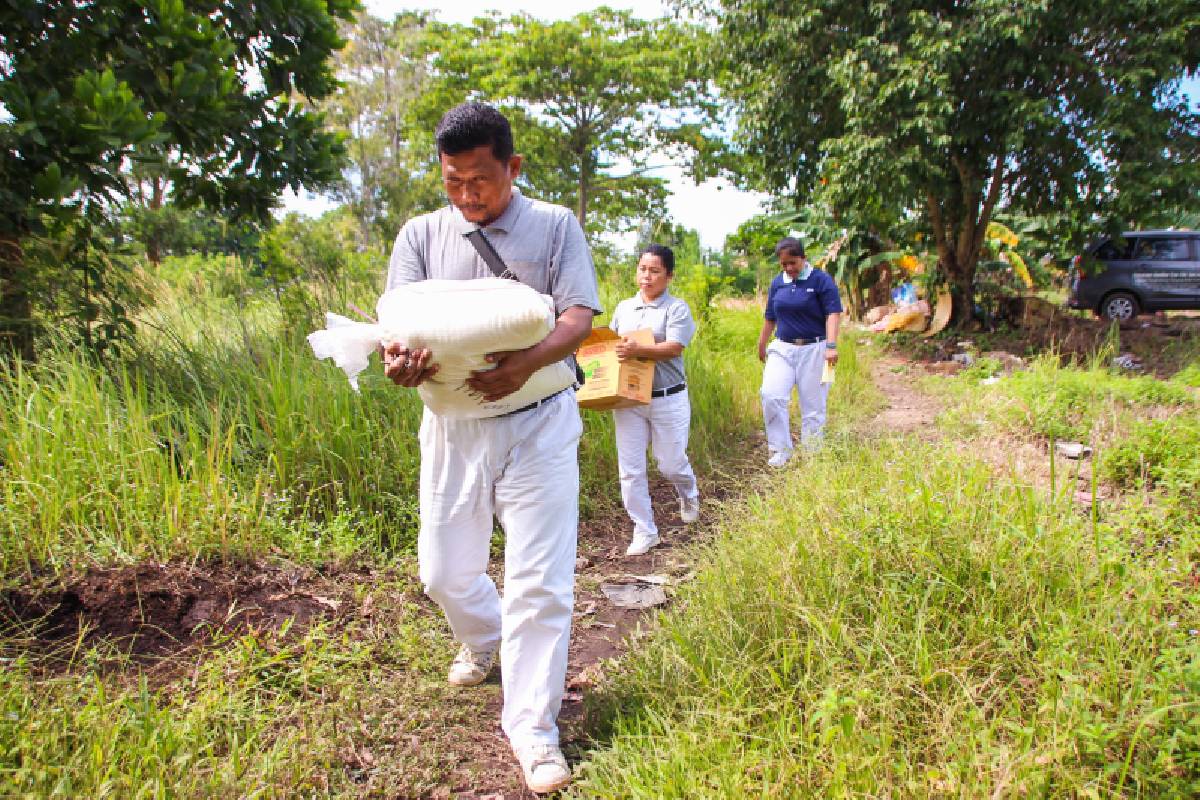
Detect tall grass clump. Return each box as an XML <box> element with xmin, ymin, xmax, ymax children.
<box><xmin>575</xmin><ymin>440</ymin><xmax>1200</xmax><ymax>797</ymax></box>
<box><xmin>931</xmin><ymin>353</ymin><xmax>1195</xmax><ymax>442</ymax></box>
<box><xmin>0</xmin><ymin>266</ymin><xmax>428</xmax><ymax>573</ymax></box>
<box><xmin>2</xmin><ymin>256</ymin><xmax>776</xmax><ymax>571</ymax></box>
<box><xmin>0</xmin><ymin>339</ymin><xmax>426</xmax><ymax>573</ymax></box>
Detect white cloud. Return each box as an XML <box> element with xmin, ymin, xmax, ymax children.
<box><xmin>280</xmin><ymin>187</ymin><xmax>337</xmax><ymax>218</ymax></box>
<box><xmin>661</xmin><ymin>168</ymin><xmax>768</xmax><ymax>250</ymax></box>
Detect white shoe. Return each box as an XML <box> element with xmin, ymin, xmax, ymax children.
<box><xmin>447</xmin><ymin>643</ymin><xmax>497</xmax><ymax>686</ymax></box>
<box><xmin>767</xmin><ymin>451</ymin><xmax>792</xmax><ymax>468</ymax></box>
<box><xmin>516</xmin><ymin>743</ymin><xmax>571</xmax><ymax>793</ymax></box>
<box><xmin>679</xmin><ymin>496</ymin><xmax>700</xmax><ymax>524</ymax></box>
<box><xmin>625</xmin><ymin>531</ymin><xmax>660</xmax><ymax>556</ymax></box>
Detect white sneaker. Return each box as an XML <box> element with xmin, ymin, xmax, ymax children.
<box><xmin>625</xmin><ymin>531</ymin><xmax>660</xmax><ymax>556</ymax></box>
<box><xmin>767</xmin><ymin>451</ymin><xmax>792</xmax><ymax>469</ymax></box>
<box><xmin>679</xmin><ymin>496</ymin><xmax>700</xmax><ymax>524</ymax></box>
<box><xmin>516</xmin><ymin>743</ymin><xmax>571</xmax><ymax>793</ymax></box>
<box><xmin>447</xmin><ymin>643</ymin><xmax>497</xmax><ymax>686</ymax></box>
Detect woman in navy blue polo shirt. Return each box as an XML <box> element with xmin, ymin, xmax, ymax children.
<box><xmin>756</xmin><ymin>236</ymin><xmax>842</xmax><ymax>467</ymax></box>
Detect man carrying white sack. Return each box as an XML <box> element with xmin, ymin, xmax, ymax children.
<box><xmin>382</xmin><ymin>102</ymin><xmax>600</xmax><ymax>795</ymax></box>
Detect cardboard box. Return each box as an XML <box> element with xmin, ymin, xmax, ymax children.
<box><xmin>575</xmin><ymin>327</ymin><xmax>655</xmax><ymax>410</ymax></box>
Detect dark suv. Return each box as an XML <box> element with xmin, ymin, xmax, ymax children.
<box><xmin>1068</xmin><ymin>230</ymin><xmax>1200</xmax><ymax>320</ymax></box>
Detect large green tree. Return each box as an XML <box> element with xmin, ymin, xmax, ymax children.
<box><xmin>693</xmin><ymin>0</ymin><xmax>1200</xmax><ymax>322</ymax></box>
<box><xmin>322</xmin><ymin>10</ymin><xmax>443</xmax><ymax>249</ymax></box>
<box><xmin>0</xmin><ymin>0</ymin><xmax>357</xmax><ymax>359</ymax></box>
<box><xmin>420</xmin><ymin>9</ymin><xmax>714</xmax><ymax>236</ymax></box>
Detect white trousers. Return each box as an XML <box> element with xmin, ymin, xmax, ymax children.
<box><xmin>761</xmin><ymin>339</ymin><xmax>829</xmax><ymax>454</ymax></box>
<box><xmin>416</xmin><ymin>390</ymin><xmax>582</xmax><ymax>750</ymax></box>
<box><xmin>612</xmin><ymin>390</ymin><xmax>699</xmax><ymax>537</ymax></box>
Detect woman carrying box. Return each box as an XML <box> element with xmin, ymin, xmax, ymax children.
<box><xmin>610</xmin><ymin>244</ymin><xmax>700</xmax><ymax>556</ymax></box>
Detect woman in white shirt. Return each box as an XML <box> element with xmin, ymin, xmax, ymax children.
<box><xmin>609</xmin><ymin>244</ymin><xmax>701</xmax><ymax>556</ymax></box>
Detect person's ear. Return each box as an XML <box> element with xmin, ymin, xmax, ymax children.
<box><xmin>508</xmin><ymin>154</ymin><xmax>523</xmax><ymax>180</ymax></box>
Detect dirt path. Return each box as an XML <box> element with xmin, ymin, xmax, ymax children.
<box><xmin>444</xmin><ymin>361</ymin><xmax>957</xmax><ymax>797</ymax></box>
<box><xmin>1</xmin><ymin>437</ymin><xmax>761</xmax><ymax>800</ymax></box>
<box><xmin>435</xmin><ymin>451</ymin><xmax>758</xmax><ymax>799</ymax></box>
<box><xmin>455</xmin><ymin>349</ymin><xmax>1139</xmax><ymax>795</ymax></box>
<box><xmin>866</xmin><ymin>355</ymin><xmax>944</xmax><ymax>436</ymax></box>
<box><xmin>458</xmin><ymin>358</ymin><xmax>947</xmax><ymax>797</ymax></box>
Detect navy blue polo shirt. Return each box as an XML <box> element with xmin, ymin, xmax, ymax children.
<box><xmin>764</xmin><ymin>268</ymin><xmax>843</xmax><ymax>341</ymax></box>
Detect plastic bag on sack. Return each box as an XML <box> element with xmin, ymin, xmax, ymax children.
<box><xmin>308</xmin><ymin>278</ymin><xmax>576</xmax><ymax>419</ymax></box>
<box><xmin>306</xmin><ymin>314</ymin><xmax>385</xmax><ymax>391</ymax></box>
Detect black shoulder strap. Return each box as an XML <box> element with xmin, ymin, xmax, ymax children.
<box><xmin>463</xmin><ymin>228</ymin><xmax>518</xmax><ymax>281</ymax></box>
<box><xmin>463</xmin><ymin>227</ymin><xmax>587</xmax><ymax>388</ymax></box>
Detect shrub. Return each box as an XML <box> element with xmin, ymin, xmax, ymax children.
<box><xmin>1101</xmin><ymin>414</ymin><xmax>1200</xmax><ymax>492</ymax></box>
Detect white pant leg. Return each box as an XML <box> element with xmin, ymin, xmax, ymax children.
<box><xmin>760</xmin><ymin>341</ymin><xmax>799</xmax><ymax>455</ymax></box>
<box><xmin>416</xmin><ymin>409</ymin><xmax>503</xmax><ymax>652</ymax></box>
<box><xmin>649</xmin><ymin>390</ymin><xmax>698</xmax><ymax>504</ymax></box>
<box><xmin>613</xmin><ymin>403</ymin><xmax>656</xmax><ymax>536</ymax></box>
<box><xmin>494</xmin><ymin>392</ymin><xmax>583</xmax><ymax>750</ymax></box>
<box><xmin>796</xmin><ymin>342</ymin><xmax>829</xmax><ymax>448</ymax></box>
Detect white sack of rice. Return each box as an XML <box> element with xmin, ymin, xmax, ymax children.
<box><xmin>308</xmin><ymin>278</ymin><xmax>575</xmax><ymax>418</ymax></box>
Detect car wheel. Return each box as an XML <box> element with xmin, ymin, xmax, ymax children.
<box><xmin>1099</xmin><ymin>292</ymin><xmax>1139</xmax><ymax>321</ymax></box>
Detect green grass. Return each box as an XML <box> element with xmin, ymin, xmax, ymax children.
<box><xmin>0</xmin><ymin>270</ymin><xmax>765</xmax><ymax>573</ymax></box>
<box><xmin>0</xmin><ymin>575</ymin><xmax>474</xmax><ymax>798</ymax></box>
<box><xmin>573</xmin><ymin>437</ymin><xmax>1200</xmax><ymax>797</ymax></box>
<box><xmin>0</xmin><ymin>264</ymin><xmax>776</xmax><ymax>797</ymax></box>
<box><xmin>928</xmin><ymin>353</ymin><xmax>1196</xmax><ymax>443</ymax></box>
<box><xmin>8</xmin><ymin>255</ymin><xmax>1197</xmax><ymax>796</ymax></box>
<box><xmin>1173</xmin><ymin>360</ymin><xmax>1200</xmax><ymax>388</ymax></box>
<box><xmin>1101</xmin><ymin>413</ymin><xmax>1200</xmax><ymax>493</ymax></box>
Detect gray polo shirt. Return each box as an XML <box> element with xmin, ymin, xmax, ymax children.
<box><xmin>609</xmin><ymin>290</ymin><xmax>696</xmax><ymax>391</ymax></box>
<box><xmin>387</xmin><ymin>188</ymin><xmax>602</xmax><ymax>318</ymax></box>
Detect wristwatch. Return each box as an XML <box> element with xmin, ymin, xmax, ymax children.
<box><xmin>826</xmin><ymin>341</ymin><xmax>837</xmax><ymax>349</ymax></box>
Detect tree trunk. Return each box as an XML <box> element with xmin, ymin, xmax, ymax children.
<box><xmin>576</xmin><ymin>164</ymin><xmax>589</xmax><ymax>230</ymax></box>
<box><xmin>946</xmin><ymin>256</ymin><xmax>976</xmax><ymax>326</ymax></box>
<box><xmin>927</xmin><ymin>155</ymin><xmax>1006</xmax><ymax>327</ymax></box>
<box><xmin>146</xmin><ymin>177</ymin><xmax>164</xmax><ymax>266</ymax></box>
<box><xmin>0</xmin><ymin>235</ymin><xmax>35</xmax><ymax>363</ymax></box>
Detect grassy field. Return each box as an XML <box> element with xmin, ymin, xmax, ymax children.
<box><xmin>0</xmin><ymin>264</ymin><xmax>763</xmax><ymax>576</ymax></box>
<box><xmin>573</xmin><ymin>339</ymin><xmax>1200</xmax><ymax>798</ymax></box>
<box><xmin>0</xmin><ymin>261</ymin><xmax>770</xmax><ymax>797</ymax></box>
<box><xmin>2</xmin><ymin>259</ymin><xmax>1198</xmax><ymax>796</ymax></box>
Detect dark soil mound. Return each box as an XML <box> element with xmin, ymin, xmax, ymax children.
<box><xmin>0</xmin><ymin>560</ymin><xmax>357</xmax><ymax>664</ymax></box>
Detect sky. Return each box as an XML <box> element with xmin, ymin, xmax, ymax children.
<box><xmin>284</xmin><ymin>0</ymin><xmax>1200</xmax><ymax>251</ymax></box>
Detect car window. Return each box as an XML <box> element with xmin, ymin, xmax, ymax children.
<box><xmin>1131</xmin><ymin>237</ymin><xmax>1192</xmax><ymax>261</ymax></box>
<box><xmin>1095</xmin><ymin>239</ymin><xmax>1131</xmax><ymax>259</ymax></box>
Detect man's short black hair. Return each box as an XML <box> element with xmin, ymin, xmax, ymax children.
<box><xmin>435</xmin><ymin>103</ymin><xmax>514</xmax><ymax>161</ymax></box>
<box><xmin>775</xmin><ymin>236</ymin><xmax>806</xmax><ymax>259</ymax></box>
<box><xmin>641</xmin><ymin>243</ymin><xmax>676</xmax><ymax>274</ymax></box>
